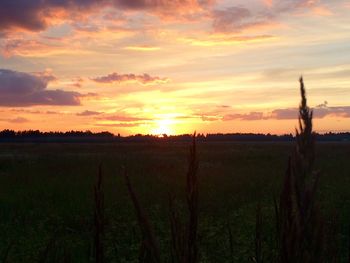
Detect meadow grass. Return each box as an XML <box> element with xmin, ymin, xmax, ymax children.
<box><xmin>0</xmin><ymin>141</ymin><xmax>350</xmax><ymax>262</ymax></box>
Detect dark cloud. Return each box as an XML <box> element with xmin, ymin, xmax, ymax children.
<box><xmin>92</xmin><ymin>72</ymin><xmax>169</xmax><ymax>85</ymax></box>
<box><xmin>113</xmin><ymin>0</ymin><xmax>213</xmax><ymax>11</ymax></box>
<box><xmin>0</xmin><ymin>0</ymin><xmax>101</xmax><ymax>32</ymax></box>
<box><xmin>0</xmin><ymin>0</ymin><xmax>48</xmax><ymax>31</ymax></box>
<box><xmin>0</xmin><ymin>0</ymin><xmax>212</xmax><ymax>32</ymax></box>
<box><xmin>77</xmin><ymin>110</ymin><xmax>103</xmax><ymax>116</ymax></box>
<box><xmin>0</xmin><ymin>0</ymin><xmax>325</xmax><ymax>34</ymax></box>
<box><xmin>0</xmin><ymin>69</ymin><xmax>82</xmax><ymax>106</ymax></box>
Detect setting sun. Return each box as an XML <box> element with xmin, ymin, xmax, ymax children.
<box><xmin>151</xmin><ymin>119</ymin><xmax>175</xmax><ymax>136</ymax></box>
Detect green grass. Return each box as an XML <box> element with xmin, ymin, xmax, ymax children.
<box><xmin>0</xmin><ymin>141</ymin><xmax>350</xmax><ymax>262</ymax></box>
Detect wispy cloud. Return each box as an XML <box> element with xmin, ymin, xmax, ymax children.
<box><xmin>94</xmin><ymin>123</ymin><xmax>141</xmax><ymax>127</ymax></box>
<box><xmin>96</xmin><ymin>115</ymin><xmax>150</xmax><ymax>122</ymax></box>
<box><xmin>0</xmin><ymin>38</ymin><xmax>90</xmax><ymax>58</ymax></box>
<box><xmin>1</xmin><ymin>39</ymin><xmax>54</xmax><ymax>57</ymax></box>
<box><xmin>76</xmin><ymin>110</ymin><xmax>103</xmax><ymax>116</ymax></box>
<box><xmin>221</xmin><ymin>104</ymin><xmax>350</xmax><ymax>121</ymax></box>
<box><xmin>0</xmin><ymin>117</ymin><xmax>29</xmax><ymax>123</ymax></box>
<box><xmin>272</xmin><ymin>104</ymin><xmax>350</xmax><ymax>119</ymax></box>
<box><xmin>181</xmin><ymin>34</ymin><xmax>275</xmax><ymax>46</ymax></box>
<box><xmin>210</xmin><ymin>0</ymin><xmax>333</xmax><ymax>34</ymax></box>
<box><xmin>92</xmin><ymin>72</ymin><xmax>169</xmax><ymax>85</ymax></box>
<box><xmin>223</xmin><ymin>112</ymin><xmax>265</xmax><ymax>121</ymax></box>
<box><xmin>93</xmin><ymin>113</ymin><xmax>151</xmax><ymax>128</ymax></box>
<box><xmin>124</xmin><ymin>45</ymin><xmax>161</xmax><ymax>51</ymax></box>
<box><xmin>10</xmin><ymin>108</ymin><xmax>60</xmax><ymax>115</ymax></box>
<box><xmin>196</xmin><ymin>100</ymin><xmax>350</xmax><ymax>122</ymax></box>
<box><xmin>261</xmin><ymin>66</ymin><xmax>350</xmax><ymax>82</ymax></box>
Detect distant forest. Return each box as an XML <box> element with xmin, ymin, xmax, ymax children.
<box><xmin>0</xmin><ymin>129</ymin><xmax>349</xmax><ymax>142</ymax></box>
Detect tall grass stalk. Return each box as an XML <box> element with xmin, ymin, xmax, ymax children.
<box><xmin>276</xmin><ymin>77</ymin><xmax>324</xmax><ymax>263</ymax></box>
<box><xmin>252</xmin><ymin>203</ymin><xmax>263</xmax><ymax>263</ymax></box>
<box><xmin>186</xmin><ymin>133</ymin><xmax>199</xmax><ymax>263</ymax></box>
<box><xmin>94</xmin><ymin>164</ymin><xmax>105</xmax><ymax>263</ymax></box>
<box><xmin>169</xmin><ymin>194</ymin><xmax>186</xmax><ymax>263</ymax></box>
<box><xmin>227</xmin><ymin>224</ymin><xmax>234</xmax><ymax>263</ymax></box>
<box><xmin>123</xmin><ymin>167</ymin><xmax>161</xmax><ymax>263</ymax></box>
<box><xmin>169</xmin><ymin>133</ymin><xmax>199</xmax><ymax>263</ymax></box>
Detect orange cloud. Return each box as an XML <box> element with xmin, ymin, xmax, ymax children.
<box><xmin>311</xmin><ymin>6</ymin><xmax>333</xmax><ymax>16</ymax></box>
<box><xmin>1</xmin><ymin>38</ymin><xmax>90</xmax><ymax>58</ymax></box>
<box><xmin>263</xmin><ymin>0</ymin><xmax>273</xmax><ymax>7</ymax></box>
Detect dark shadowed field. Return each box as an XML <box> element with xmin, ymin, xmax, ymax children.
<box><xmin>1</xmin><ymin>142</ymin><xmax>350</xmax><ymax>262</ymax></box>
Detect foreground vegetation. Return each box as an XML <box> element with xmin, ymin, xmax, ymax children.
<box><xmin>1</xmin><ymin>143</ymin><xmax>349</xmax><ymax>262</ymax></box>
<box><xmin>1</xmin><ymin>79</ymin><xmax>350</xmax><ymax>262</ymax></box>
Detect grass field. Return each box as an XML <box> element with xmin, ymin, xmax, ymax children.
<box><xmin>1</xmin><ymin>141</ymin><xmax>350</xmax><ymax>262</ymax></box>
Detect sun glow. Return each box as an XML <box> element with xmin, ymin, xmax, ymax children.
<box><xmin>151</xmin><ymin>119</ymin><xmax>174</xmax><ymax>136</ymax></box>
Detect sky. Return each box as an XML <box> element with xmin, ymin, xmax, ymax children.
<box><xmin>0</xmin><ymin>0</ymin><xmax>350</xmax><ymax>135</ymax></box>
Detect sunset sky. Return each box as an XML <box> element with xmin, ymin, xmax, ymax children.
<box><xmin>0</xmin><ymin>0</ymin><xmax>349</xmax><ymax>135</ymax></box>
